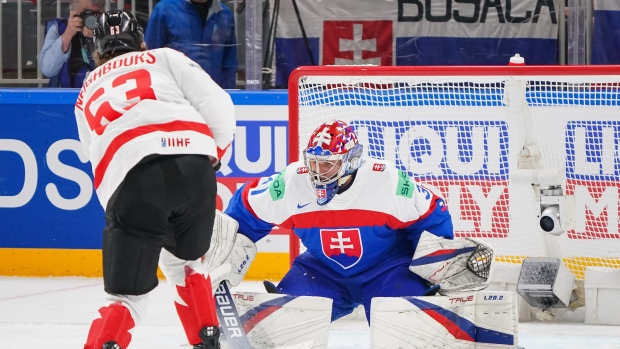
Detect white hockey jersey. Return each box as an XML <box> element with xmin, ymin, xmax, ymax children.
<box><xmin>225</xmin><ymin>159</ymin><xmax>454</xmax><ymax>277</ymax></box>
<box><xmin>74</xmin><ymin>47</ymin><xmax>235</xmax><ymax>208</ymax></box>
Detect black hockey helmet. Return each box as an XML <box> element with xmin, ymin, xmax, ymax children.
<box><xmin>93</xmin><ymin>10</ymin><xmax>144</xmax><ymax>56</ymax></box>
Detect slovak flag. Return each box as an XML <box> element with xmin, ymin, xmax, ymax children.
<box><xmin>274</xmin><ymin>0</ymin><xmax>558</xmax><ymax>87</ymax></box>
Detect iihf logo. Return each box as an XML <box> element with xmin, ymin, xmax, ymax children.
<box><xmin>297</xmin><ymin>167</ymin><xmax>309</xmax><ymax>174</ymax></box>
<box><xmin>372</xmin><ymin>163</ymin><xmax>386</xmax><ymax>172</ymax></box>
<box><xmin>161</xmin><ymin>137</ymin><xmax>191</xmax><ymax>147</ymax></box>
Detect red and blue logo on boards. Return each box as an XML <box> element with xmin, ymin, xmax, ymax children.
<box><xmin>320</xmin><ymin>228</ymin><xmax>363</xmax><ymax>269</ymax></box>
<box><xmin>350</xmin><ymin>120</ymin><xmax>510</xmax><ymax>238</ymax></box>
<box><xmin>565</xmin><ymin>121</ymin><xmax>620</xmax><ymax>239</ymax></box>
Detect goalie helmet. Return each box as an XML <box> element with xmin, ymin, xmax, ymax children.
<box><xmin>304</xmin><ymin>120</ymin><xmax>363</xmax><ymax>205</ymax></box>
<box><xmin>93</xmin><ymin>10</ymin><xmax>144</xmax><ymax>56</ymax></box>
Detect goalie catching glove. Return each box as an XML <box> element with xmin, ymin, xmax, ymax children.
<box><xmin>203</xmin><ymin>210</ymin><xmax>257</xmax><ymax>291</ymax></box>
<box><xmin>409</xmin><ymin>231</ymin><xmax>495</xmax><ymax>294</ymax></box>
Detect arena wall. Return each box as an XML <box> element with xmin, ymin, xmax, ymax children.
<box><xmin>0</xmin><ymin>89</ymin><xmax>290</xmax><ymax>281</ymax></box>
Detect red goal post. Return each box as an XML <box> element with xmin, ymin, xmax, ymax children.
<box><xmin>287</xmin><ymin>65</ymin><xmax>620</xmax><ymax>280</ymax></box>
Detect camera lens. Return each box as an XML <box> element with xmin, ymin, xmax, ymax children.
<box><xmin>84</xmin><ymin>15</ymin><xmax>98</xmax><ymax>30</ymax></box>
<box><xmin>540</xmin><ymin>216</ymin><xmax>555</xmax><ymax>232</ymax></box>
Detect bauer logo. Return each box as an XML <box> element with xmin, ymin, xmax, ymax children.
<box><xmin>565</xmin><ymin>121</ymin><xmax>620</xmax><ymax>239</ymax></box>
<box><xmin>320</xmin><ymin>228</ymin><xmax>363</xmax><ymax>269</ymax></box>
<box><xmin>322</xmin><ymin>20</ymin><xmax>393</xmax><ymax>66</ymax></box>
<box><xmin>351</xmin><ymin>120</ymin><xmax>510</xmax><ymax>238</ymax></box>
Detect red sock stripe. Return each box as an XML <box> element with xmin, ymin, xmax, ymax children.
<box><xmin>175</xmin><ymin>270</ymin><xmax>219</xmax><ymax>345</ymax></box>
<box><xmin>84</xmin><ymin>302</ymin><xmax>135</xmax><ymax>349</ymax></box>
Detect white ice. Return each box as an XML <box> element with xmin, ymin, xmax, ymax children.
<box><xmin>1</xmin><ymin>277</ymin><xmax>619</xmax><ymax>349</ymax></box>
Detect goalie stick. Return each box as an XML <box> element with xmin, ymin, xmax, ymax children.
<box><xmin>215</xmin><ymin>281</ymin><xmax>254</xmax><ymax>349</ymax></box>
<box><xmin>214</xmin><ymin>281</ymin><xmax>313</xmax><ymax>349</ymax></box>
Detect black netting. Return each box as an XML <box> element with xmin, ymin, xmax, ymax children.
<box><xmin>467</xmin><ymin>244</ymin><xmax>493</xmax><ymax>279</ymax></box>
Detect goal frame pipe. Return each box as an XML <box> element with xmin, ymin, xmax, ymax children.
<box><xmin>286</xmin><ymin>64</ymin><xmax>620</xmax><ymax>265</ymax></box>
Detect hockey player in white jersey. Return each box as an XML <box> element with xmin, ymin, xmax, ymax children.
<box><xmin>225</xmin><ymin>119</ymin><xmax>493</xmax><ymax>313</ymax></box>
<box><xmin>221</xmin><ymin>120</ymin><xmax>515</xmax><ymax>348</ymax></box>
<box><xmin>74</xmin><ymin>10</ymin><xmax>235</xmax><ymax>349</ymax></box>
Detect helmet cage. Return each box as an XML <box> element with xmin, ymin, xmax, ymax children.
<box><xmin>304</xmin><ymin>142</ymin><xmax>363</xmax><ymax>187</ymax></box>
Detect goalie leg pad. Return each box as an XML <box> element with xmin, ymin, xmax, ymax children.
<box><xmin>370</xmin><ymin>291</ymin><xmax>518</xmax><ymax>349</ymax></box>
<box><xmin>233</xmin><ymin>291</ymin><xmax>333</xmax><ymax>349</ymax></box>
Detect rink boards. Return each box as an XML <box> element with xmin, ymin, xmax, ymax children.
<box><xmin>0</xmin><ymin>89</ymin><xmax>291</xmax><ymax>279</ymax></box>
<box><xmin>2</xmin><ymin>88</ymin><xmax>620</xmax><ymax>279</ymax></box>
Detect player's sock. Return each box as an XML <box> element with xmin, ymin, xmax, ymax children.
<box><xmin>175</xmin><ymin>267</ymin><xmax>220</xmax><ymax>346</ymax></box>
<box><xmin>83</xmin><ymin>302</ymin><xmax>135</xmax><ymax>349</ymax></box>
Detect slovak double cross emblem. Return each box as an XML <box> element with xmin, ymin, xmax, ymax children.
<box><xmin>320</xmin><ymin>228</ymin><xmax>363</xmax><ymax>269</ymax></box>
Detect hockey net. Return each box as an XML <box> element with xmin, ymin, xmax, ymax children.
<box><xmin>288</xmin><ymin>65</ymin><xmax>620</xmax><ymax>282</ymax></box>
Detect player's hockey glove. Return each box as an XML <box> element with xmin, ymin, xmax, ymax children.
<box><xmin>409</xmin><ymin>231</ymin><xmax>495</xmax><ymax>295</ymax></box>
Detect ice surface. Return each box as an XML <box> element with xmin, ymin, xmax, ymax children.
<box><xmin>1</xmin><ymin>277</ymin><xmax>619</xmax><ymax>349</ymax></box>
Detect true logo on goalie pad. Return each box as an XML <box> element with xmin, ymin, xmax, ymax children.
<box><xmin>320</xmin><ymin>229</ymin><xmax>363</xmax><ymax>269</ymax></box>
<box><xmin>371</xmin><ymin>293</ymin><xmax>517</xmax><ymax>348</ymax></box>
<box><xmin>238</xmin><ymin>295</ymin><xmax>295</xmax><ymax>334</ymax></box>
<box><xmin>405</xmin><ymin>297</ymin><xmax>514</xmax><ymax>345</ymax></box>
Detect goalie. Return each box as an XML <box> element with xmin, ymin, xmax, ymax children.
<box><xmin>220</xmin><ymin>120</ymin><xmax>496</xmax><ymax>326</ymax></box>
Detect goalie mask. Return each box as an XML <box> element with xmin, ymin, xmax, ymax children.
<box><xmin>304</xmin><ymin>120</ymin><xmax>363</xmax><ymax>205</ymax></box>
<box><xmin>93</xmin><ymin>10</ymin><xmax>144</xmax><ymax>56</ymax></box>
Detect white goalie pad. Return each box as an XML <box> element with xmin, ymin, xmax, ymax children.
<box><xmin>203</xmin><ymin>210</ymin><xmax>257</xmax><ymax>291</ymax></box>
<box><xmin>232</xmin><ymin>291</ymin><xmax>333</xmax><ymax>349</ymax></box>
<box><xmin>410</xmin><ymin>231</ymin><xmax>495</xmax><ymax>294</ymax></box>
<box><xmin>370</xmin><ymin>291</ymin><xmax>518</xmax><ymax>349</ymax></box>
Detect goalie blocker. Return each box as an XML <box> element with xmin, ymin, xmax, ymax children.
<box><xmin>203</xmin><ymin>210</ymin><xmax>258</xmax><ymax>292</ymax></box>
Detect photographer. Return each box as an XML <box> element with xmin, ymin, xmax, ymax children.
<box><xmin>40</xmin><ymin>0</ymin><xmax>104</xmax><ymax>88</ymax></box>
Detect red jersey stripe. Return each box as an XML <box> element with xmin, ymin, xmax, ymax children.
<box><xmin>93</xmin><ymin>120</ymin><xmax>213</xmax><ymax>189</ymax></box>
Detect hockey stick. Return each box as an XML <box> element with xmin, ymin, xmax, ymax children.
<box><xmin>215</xmin><ymin>281</ymin><xmax>255</xmax><ymax>349</ymax></box>
<box><xmin>214</xmin><ymin>281</ymin><xmax>314</xmax><ymax>349</ymax></box>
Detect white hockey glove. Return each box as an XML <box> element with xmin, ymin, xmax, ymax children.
<box><xmin>409</xmin><ymin>231</ymin><xmax>494</xmax><ymax>295</ymax></box>
<box><xmin>203</xmin><ymin>210</ymin><xmax>257</xmax><ymax>291</ymax></box>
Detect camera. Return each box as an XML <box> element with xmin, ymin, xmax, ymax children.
<box><xmin>538</xmin><ymin>185</ymin><xmax>575</xmax><ymax>236</ymax></box>
<box><xmin>78</xmin><ymin>10</ymin><xmax>100</xmax><ymax>30</ymax></box>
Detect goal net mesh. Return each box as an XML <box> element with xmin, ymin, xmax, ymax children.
<box><xmin>289</xmin><ymin>66</ymin><xmax>620</xmax><ymax>281</ymax></box>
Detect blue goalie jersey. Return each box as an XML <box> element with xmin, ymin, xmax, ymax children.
<box><xmin>224</xmin><ymin>159</ymin><xmax>454</xmax><ymax>277</ymax></box>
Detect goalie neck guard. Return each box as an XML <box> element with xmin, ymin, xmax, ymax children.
<box><xmin>303</xmin><ymin>120</ymin><xmax>363</xmax><ymax>205</ymax></box>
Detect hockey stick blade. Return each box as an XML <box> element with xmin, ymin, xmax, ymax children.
<box><xmin>215</xmin><ymin>281</ymin><xmax>314</xmax><ymax>349</ymax></box>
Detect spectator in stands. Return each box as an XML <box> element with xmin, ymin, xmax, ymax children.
<box><xmin>40</xmin><ymin>0</ymin><xmax>105</xmax><ymax>88</ymax></box>
<box><xmin>145</xmin><ymin>0</ymin><xmax>238</xmax><ymax>89</ymax></box>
